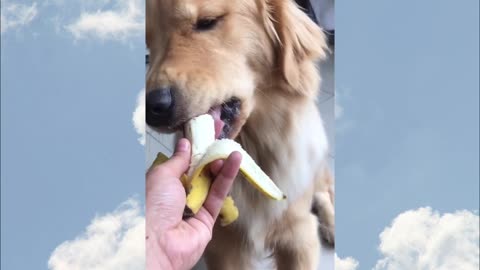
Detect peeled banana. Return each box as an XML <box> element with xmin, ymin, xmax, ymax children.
<box><xmin>183</xmin><ymin>114</ymin><xmax>285</xmax><ymax>225</ymax></box>
<box><xmin>183</xmin><ymin>115</ymin><xmax>216</xmax><ymax>216</ymax></box>
<box><xmin>150</xmin><ymin>114</ymin><xmax>285</xmax><ymax>226</ymax></box>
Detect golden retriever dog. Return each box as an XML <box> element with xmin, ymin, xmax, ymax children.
<box><xmin>146</xmin><ymin>0</ymin><xmax>335</xmax><ymax>269</ymax></box>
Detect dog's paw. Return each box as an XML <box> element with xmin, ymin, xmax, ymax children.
<box><xmin>311</xmin><ymin>191</ymin><xmax>335</xmax><ymax>248</ymax></box>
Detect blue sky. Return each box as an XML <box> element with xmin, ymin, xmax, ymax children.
<box><xmin>1</xmin><ymin>1</ymin><xmax>145</xmax><ymax>269</ymax></box>
<box><xmin>1</xmin><ymin>0</ymin><xmax>479</xmax><ymax>270</ymax></box>
<box><xmin>335</xmin><ymin>0</ymin><xmax>479</xmax><ymax>269</ymax></box>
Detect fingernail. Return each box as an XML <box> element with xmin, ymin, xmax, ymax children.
<box><xmin>176</xmin><ymin>138</ymin><xmax>189</xmax><ymax>152</ymax></box>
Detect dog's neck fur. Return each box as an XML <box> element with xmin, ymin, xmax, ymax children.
<box><xmin>232</xmin><ymin>75</ymin><xmax>329</xmax><ymax>251</ymax></box>
<box><xmin>236</xmin><ymin>66</ymin><xmax>327</xmax><ymax>202</ymax></box>
<box><xmin>238</xmin><ymin>57</ymin><xmax>322</xmax><ymax>174</ymax></box>
<box><xmin>238</xmin><ymin>91</ymin><xmax>300</xmax><ymax>175</ymax></box>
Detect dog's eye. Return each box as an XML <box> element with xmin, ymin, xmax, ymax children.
<box><xmin>195</xmin><ymin>18</ymin><xmax>218</xmax><ymax>31</ymax></box>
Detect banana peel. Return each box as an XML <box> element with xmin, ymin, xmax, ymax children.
<box><xmin>150</xmin><ymin>151</ymin><xmax>238</xmax><ymax>225</ymax></box>
<box><xmin>191</xmin><ymin>139</ymin><xmax>286</xmax><ymax>200</ymax></box>
<box><xmin>150</xmin><ymin>152</ymin><xmax>188</xmax><ymax>187</ymax></box>
<box><xmin>219</xmin><ymin>196</ymin><xmax>239</xmax><ymax>226</ymax></box>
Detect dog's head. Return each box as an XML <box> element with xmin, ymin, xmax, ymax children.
<box><xmin>146</xmin><ymin>0</ymin><xmax>327</xmax><ymax>139</ymax></box>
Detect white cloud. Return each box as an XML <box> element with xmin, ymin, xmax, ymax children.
<box><xmin>334</xmin><ymin>208</ymin><xmax>478</xmax><ymax>270</ymax></box>
<box><xmin>335</xmin><ymin>97</ymin><xmax>344</xmax><ymax>120</ymax></box>
<box><xmin>334</xmin><ymin>87</ymin><xmax>345</xmax><ymax>120</ymax></box>
<box><xmin>48</xmin><ymin>199</ymin><xmax>145</xmax><ymax>270</ymax></box>
<box><xmin>132</xmin><ymin>89</ymin><xmax>145</xmax><ymax>145</ymax></box>
<box><xmin>44</xmin><ymin>0</ymin><xmax>112</xmax><ymax>8</ymax></box>
<box><xmin>66</xmin><ymin>0</ymin><xmax>143</xmax><ymax>41</ymax></box>
<box><xmin>1</xmin><ymin>2</ymin><xmax>38</xmax><ymax>33</ymax></box>
<box><xmin>374</xmin><ymin>207</ymin><xmax>479</xmax><ymax>270</ymax></box>
<box><xmin>335</xmin><ymin>86</ymin><xmax>355</xmax><ymax>134</ymax></box>
<box><xmin>336</xmin><ymin>254</ymin><xmax>359</xmax><ymax>270</ymax></box>
<box><xmin>47</xmin><ymin>201</ymin><xmax>479</xmax><ymax>270</ymax></box>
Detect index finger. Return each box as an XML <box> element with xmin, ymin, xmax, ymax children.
<box><xmin>202</xmin><ymin>151</ymin><xmax>242</xmax><ymax>220</ymax></box>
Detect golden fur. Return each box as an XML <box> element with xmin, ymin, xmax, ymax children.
<box><xmin>147</xmin><ymin>0</ymin><xmax>335</xmax><ymax>268</ymax></box>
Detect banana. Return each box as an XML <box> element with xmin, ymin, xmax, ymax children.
<box><xmin>184</xmin><ymin>114</ymin><xmax>215</xmax><ymax>176</ymax></box>
<box><xmin>148</xmin><ymin>144</ymin><xmax>236</xmax><ymax>225</ymax></box>
<box><xmin>191</xmin><ymin>139</ymin><xmax>286</xmax><ymax>200</ymax></box>
<box><xmin>183</xmin><ymin>114</ymin><xmax>216</xmax><ymax>216</ymax></box>
<box><xmin>150</xmin><ymin>152</ymin><xmax>169</xmax><ymax>168</ymax></box>
<box><xmin>150</xmin><ymin>152</ymin><xmax>188</xmax><ymax>187</ymax></box>
<box><xmin>184</xmin><ymin>114</ymin><xmax>285</xmax><ymax>225</ymax></box>
<box><xmin>184</xmin><ymin>169</ymin><xmax>211</xmax><ymax>216</ymax></box>
<box><xmin>219</xmin><ymin>196</ymin><xmax>239</xmax><ymax>226</ymax></box>
<box><xmin>149</xmin><ymin>114</ymin><xmax>286</xmax><ymax>226</ymax></box>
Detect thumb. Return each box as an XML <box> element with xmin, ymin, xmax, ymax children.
<box><xmin>158</xmin><ymin>138</ymin><xmax>191</xmax><ymax>177</ymax></box>
<box><xmin>146</xmin><ymin>139</ymin><xmax>191</xmax><ymax>230</ymax></box>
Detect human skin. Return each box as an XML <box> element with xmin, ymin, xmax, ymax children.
<box><xmin>146</xmin><ymin>138</ymin><xmax>242</xmax><ymax>270</ymax></box>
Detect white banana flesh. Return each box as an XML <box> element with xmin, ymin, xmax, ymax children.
<box><xmin>184</xmin><ymin>114</ymin><xmax>215</xmax><ymax>177</ymax></box>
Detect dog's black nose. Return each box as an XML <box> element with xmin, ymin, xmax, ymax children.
<box><xmin>146</xmin><ymin>87</ymin><xmax>174</xmax><ymax>126</ymax></box>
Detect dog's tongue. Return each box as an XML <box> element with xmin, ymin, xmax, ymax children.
<box><xmin>208</xmin><ymin>106</ymin><xmax>224</xmax><ymax>139</ymax></box>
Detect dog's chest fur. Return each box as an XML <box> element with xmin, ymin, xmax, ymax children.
<box><xmin>231</xmin><ymin>100</ymin><xmax>329</xmax><ymax>253</ymax></box>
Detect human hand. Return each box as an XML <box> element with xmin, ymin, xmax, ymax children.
<box><xmin>146</xmin><ymin>138</ymin><xmax>242</xmax><ymax>270</ymax></box>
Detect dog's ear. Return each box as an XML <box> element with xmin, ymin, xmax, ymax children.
<box><xmin>146</xmin><ymin>0</ymin><xmax>155</xmax><ymax>49</ymax></box>
<box><xmin>266</xmin><ymin>0</ymin><xmax>328</xmax><ymax>95</ymax></box>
